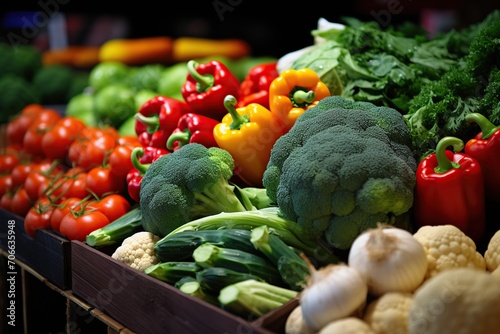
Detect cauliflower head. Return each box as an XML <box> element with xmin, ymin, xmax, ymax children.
<box><xmin>484</xmin><ymin>229</ymin><xmax>500</xmax><ymax>272</ymax></box>
<box><xmin>112</xmin><ymin>231</ymin><xmax>160</xmax><ymax>271</ymax></box>
<box><xmin>413</xmin><ymin>224</ymin><xmax>486</xmax><ymax>279</ymax></box>
<box><xmin>363</xmin><ymin>292</ymin><xmax>414</xmax><ymax>334</ymax></box>
<box><xmin>408</xmin><ymin>268</ymin><xmax>500</xmax><ymax>334</ymax></box>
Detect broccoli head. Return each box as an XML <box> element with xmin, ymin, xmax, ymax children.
<box><xmin>262</xmin><ymin>96</ymin><xmax>416</xmax><ymax>250</ymax></box>
<box><xmin>140</xmin><ymin>143</ymin><xmax>254</xmax><ymax>237</ymax></box>
<box><xmin>32</xmin><ymin>64</ymin><xmax>76</xmax><ymax>105</ymax></box>
<box><xmin>0</xmin><ymin>74</ymin><xmax>40</xmax><ymax>123</ymax></box>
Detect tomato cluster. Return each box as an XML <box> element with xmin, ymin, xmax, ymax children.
<box><xmin>1</xmin><ymin>104</ymin><xmax>140</xmax><ymax>241</ymax></box>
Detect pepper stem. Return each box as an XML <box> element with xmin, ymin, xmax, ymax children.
<box><xmin>131</xmin><ymin>147</ymin><xmax>151</xmax><ymax>174</ymax></box>
<box><xmin>134</xmin><ymin>113</ymin><xmax>159</xmax><ymax>134</ymax></box>
<box><xmin>434</xmin><ymin>136</ymin><xmax>463</xmax><ymax>174</ymax></box>
<box><xmin>224</xmin><ymin>95</ymin><xmax>250</xmax><ymax>130</ymax></box>
<box><xmin>167</xmin><ymin>130</ymin><xmax>191</xmax><ymax>151</ymax></box>
<box><xmin>292</xmin><ymin>89</ymin><xmax>315</xmax><ymax>106</ymax></box>
<box><xmin>465</xmin><ymin>113</ymin><xmax>500</xmax><ymax>140</ymax></box>
<box><xmin>187</xmin><ymin>60</ymin><xmax>214</xmax><ymax>93</ymax></box>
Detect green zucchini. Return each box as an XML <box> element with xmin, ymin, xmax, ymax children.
<box><xmin>250</xmin><ymin>225</ymin><xmax>310</xmax><ymax>291</ymax></box>
<box><xmin>154</xmin><ymin>229</ymin><xmax>260</xmax><ymax>262</ymax></box>
<box><xmin>196</xmin><ymin>267</ymin><xmax>263</xmax><ymax>293</ymax></box>
<box><xmin>144</xmin><ymin>262</ymin><xmax>200</xmax><ymax>284</ymax></box>
<box><xmin>86</xmin><ymin>206</ymin><xmax>143</xmax><ymax>247</ymax></box>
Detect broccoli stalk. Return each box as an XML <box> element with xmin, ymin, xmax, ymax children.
<box><xmin>218</xmin><ymin>279</ymin><xmax>298</xmax><ymax>317</ymax></box>
<box><xmin>191</xmin><ymin>176</ymin><xmax>249</xmax><ymax>216</ymax></box>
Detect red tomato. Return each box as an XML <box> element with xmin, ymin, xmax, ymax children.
<box><xmin>86</xmin><ymin>166</ymin><xmax>125</xmax><ymax>197</ymax></box>
<box><xmin>116</xmin><ymin>135</ymin><xmax>141</xmax><ymax>148</ymax></box>
<box><xmin>11</xmin><ymin>163</ymin><xmax>37</xmax><ymax>189</ymax></box>
<box><xmin>45</xmin><ymin>167</ymin><xmax>88</xmax><ymax>201</ymax></box>
<box><xmin>24</xmin><ymin>197</ymin><xmax>54</xmax><ymax>238</ymax></box>
<box><xmin>22</xmin><ymin>108</ymin><xmax>62</xmax><ymax>157</ymax></box>
<box><xmin>68</xmin><ymin>129</ymin><xmax>117</xmax><ymax>169</ymax></box>
<box><xmin>59</xmin><ymin>210</ymin><xmax>110</xmax><ymax>241</ymax></box>
<box><xmin>0</xmin><ymin>175</ymin><xmax>13</xmax><ymax>198</ymax></box>
<box><xmin>92</xmin><ymin>194</ymin><xmax>131</xmax><ymax>223</ymax></box>
<box><xmin>0</xmin><ymin>153</ymin><xmax>19</xmax><ymax>173</ymax></box>
<box><xmin>10</xmin><ymin>187</ymin><xmax>32</xmax><ymax>217</ymax></box>
<box><xmin>50</xmin><ymin>197</ymin><xmax>81</xmax><ymax>232</ymax></box>
<box><xmin>41</xmin><ymin>116</ymin><xmax>87</xmax><ymax>160</ymax></box>
<box><xmin>24</xmin><ymin>162</ymin><xmax>65</xmax><ymax>202</ymax></box>
<box><xmin>6</xmin><ymin>104</ymin><xmax>44</xmax><ymax>145</ymax></box>
<box><xmin>109</xmin><ymin>145</ymin><xmax>135</xmax><ymax>179</ymax></box>
<box><xmin>0</xmin><ymin>192</ymin><xmax>13</xmax><ymax>211</ymax></box>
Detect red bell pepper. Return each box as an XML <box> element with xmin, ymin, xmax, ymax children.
<box><xmin>236</xmin><ymin>62</ymin><xmax>278</xmax><ymax>109</ymax></box>
<box><xmin>465</xmin><ymin>113</ymin><xmax>500</xmax><ymax>203</ymax></box>
<box><xmin>126</xmin><ymin>146</ymin><xmax>168</xmax><ymax>202</ymax></box>
<box><xmin>413</xmin><ymin>136</ymin><xmax>486</xmax><ymax>242</ymax></box>
<box><xmin>166</xmin><ymin>113</ymin><xmax>219</xmax><ymax>151</ymax></box>
<box><xmin>134</xmin><ymin>96</ymin><xmax>191</xmax><ymax>150</ymax></box>
<box><xmin>181</xmin><ymin>59</ymin><xmax>241</xmax><ymax>121</ymax></box>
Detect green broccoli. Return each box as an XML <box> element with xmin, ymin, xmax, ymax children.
<box><xmin>262</xmin><ymin>96</ymin><xmax>416</xmax><ymax>251</ymax></box>
<box><xmin>140</xmin><ymin>143</ymin><xmax>256</xmax><ymax>237</ymax></box>
<box><xmin>0</xmin><ymin>74</ymin><xmax>40</xmax><ymax>123</ymax></box>
<box><xmin>32</xmin><ymin>64</ymin><xmax>75</xmax><ymax>105</ymax></box>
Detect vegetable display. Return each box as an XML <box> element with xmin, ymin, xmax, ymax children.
<box><xmin>236</xmin><ymin>62</ymin><xmax>278</xmax><ymax>109</ymax></box>
<box><xmin>262</xmin><ymin>95</ymin><xmax>417</xmax><ymax>251</ymax></box>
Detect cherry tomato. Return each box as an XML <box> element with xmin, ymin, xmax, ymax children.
<box><xmin>0</xmin><ymin>152</ymin><xmax>19</xmax><ymax>173</ymax></box>
<box><xmin>24</xmin><ymin>162</ymin><xmax>65</xmax><ymax>202</ymax></box>
<box><xmin>92</xmin><ymin>194</ymin><xmax>131</xmax><ymax>223</ymax></box>
<box><xmin>50</xmin><ymin>197</ymin><xmax>82</xmax><ymax>232</ymax></box>
<box><xmin>116</xmin><ymin>135</ymin><xmax>141</xmax><ymax>148</ymax></box>
<box><xmin>68</xmin><ymin>129</ymin><xmax>117</xmax><ymax>169</ymax></box>
<box><xmin>23</xmin><ymin>110</ymin><xmax>62</xmax><ymax>157</ymax></box>
<box><xmin>11</xmin><ymin>163</ymin><xmax>36</xmax><ymax>189</ymax></box>
<box><xmin>10</xmin><ymin>187</ymin><xmax>32</xmax><ymax>217</ymax></box>
<box><xmin>0</xmin><ymin>174</ymin><xmax>13</xmax><ymax>198</ymax></box>
<box><xmin>109</xmin><ymin>145</ymin><xmax>135</xmax><ymax>179</ymax></box>
<box><xmin>0</xmin><ymin>192</ymin><xmax>13</xmax><ymax>211</ymax></box>
<box><xmin>41</xmin><ymin>116</ymin><xmax>87</xmax><ymax>160</ymax></box>
<box><xmin>45</xmin><ymin>167</ymin><xmax>88</xmax><ymax>201</ymax></box>
<box><xmin>59</xmin><ymin>210</ymin><xmax>110</xmax><ymax>241</ymax></box>
<box><xmin>6</xmin><ymin>104</ymin><xmax>44</xmax><ymax>145</ymax></box>
<box><xmin>24</xmin><ymin>197</ymin><xmax>54</xmax><ymax>238</ymax></box>
<box><xmin>86</xmin><ymin>166</ymin><xmax>125</xmax><ymax>197</ymax></box>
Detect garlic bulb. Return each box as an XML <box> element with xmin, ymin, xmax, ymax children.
<box><xmin>348</xmin><ymin>226</ymin><xmax>428</xmax><ymax>296</ymax></box>
<box><xmin>300</xmin><ymin>261</ymin><xmax>368</xmax><ymax>332</ymax></box>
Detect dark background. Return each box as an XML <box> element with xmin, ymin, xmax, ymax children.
<box><xmin>1</xmin><ymin>0</ymin><xmax>499</xmax><ymax>59</ymax></box>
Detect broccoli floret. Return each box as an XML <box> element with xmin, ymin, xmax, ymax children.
<box><xmin>0</xmin><ymin>74</ymin><xmax>40</xmax><ymax>123</ymax></box>
<box><xmin>32</xmin><ymin>64</ymin><xmax>76</xmax><ymax>104</ymax></box>
<box><xmin>0</xmin><ymin>42</ymin><xmax>43</xmax><ymax>81</ymax></box>
<box><xmin>262</xmin><ymin>96</ymin><xmax>416</xmax><ymax>251</ymax></box>
<box><xmin>140</xmin><ymin>143</ymin><xmax>255</xmax><ymax>237</ymax></box>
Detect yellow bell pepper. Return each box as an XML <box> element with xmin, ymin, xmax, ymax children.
<box><xmin>269</xmin><ymin>68</ymin><xmax>331</xmax><ymax>134</ymax></box>
<box><xmin>213</xmin><ymin>95</ymin><xmax>282</xmax><ymax>187</ymax></box>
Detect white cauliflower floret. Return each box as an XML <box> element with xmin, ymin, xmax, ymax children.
<box><xmin>112</xmin><ymin>231</ymin><xmax>160</xmax><ymax>271</ymax></box>
<box><xmin>484</xmin><ymin>229</ymin><xmax>500</xmax><ymax>272</ymax></box>
<box><xmin>363</xmin><ymin>292</ymin><xmax>413</xmax><ymax>334</ymax></box>
<box><xmin>413</xmin><ymin>224</ymin><xmax>485</xmax><ymax>279</ymax></box>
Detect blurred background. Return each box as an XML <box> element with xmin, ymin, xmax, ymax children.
<box><xmin>2</xmin><ymin>0</ymin><xmax>499</xmax><ymax>59</ymax></box>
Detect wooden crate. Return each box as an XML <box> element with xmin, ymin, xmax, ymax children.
<box><xmin>0</xmin><ymin>209</ymin><xmax>72</xmax><ymax>289</ymax></box>
<box><xmin>71</xmin><ymin>241</ymin><xmax>296</xmax><ymax>334</ymax></box>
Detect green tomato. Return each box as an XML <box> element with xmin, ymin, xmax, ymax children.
<box><xmin>93</xmin><ymin>84</ymin><xmax>136</xmax><ymax>128</ymax></box>
<box><xmin>89</xmin><ymin>61</ymin><xmax>130</xmax><ymax>92</ymax></box>
<box><xmin>65</xmin><ymin>93</ymin><xmax>97</xmax><ymax>127</ymax></box>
